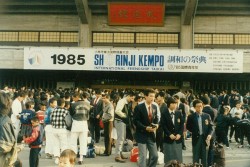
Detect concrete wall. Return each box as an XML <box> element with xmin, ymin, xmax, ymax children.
<box><xmin>0</xmin><ymin>47</ymin><xmax>23</xmax><ymax>69</ymax></box>
<box><xmin>194</xmin><ymin>16</ymin><xmax>250</xmax><ymax>33</ymax></box>
<box><xmin>91</xmin><ymin>15</ymin><xmax>250</xmax><ymax>34</ymax></box>
<box><xmin>1</xmin><ymin>14</ymin><xmax>250</xmax><ymax>33</ymax></box>
<box><xmin>91</xmin><ymin>15</ymin><xmax>181</xmax><ymax>32</ymax></box>
<box><xmin>0</xmin><ymin>14</ymin><xmax>79</xmax><ymax>31</ymax></box>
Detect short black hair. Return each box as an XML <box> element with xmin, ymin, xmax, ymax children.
<box><xmin>102</xmin><ymin>93</ymin><xmax>110</xmax><ymax>99</ymax></box>
<box><xmin>144</xmin><ymin>88</ymin><xmax>155</xmax><ymax>97</ymax></box>
<box><xmin>156</xmin><ymin>91</ymin><xmax>166</xmax><ymax>98</ymax></box>
<box><xmin>235</xmin><ymin>100</ymin><xmax>241</xmax><ymax>105</ymax></box>
<box><xmin>95</xmin><ymin>89</ymin><xmax>102</xmax><ymax>95</ymax></box>
<box><xmin>166</xmin><ymin>97</ymin><xmax>177</xmax><ymax>108</ymax></box>
<box><xmin>173</xmin><ymin>94</ymin><xmax>180</xmax><ymax>100</ymax></box>
<box><xmin>193</xmin><ymin>99</ymin><xmax>203</xmax><ymax>107</ymax></box>
<box><xmin>57</xmin><ymin>98</ymin><xmax>65</xmax><ymax>106</ymax></box>
<box><xmin>31</xmin><ymin>116</ymin><xmax>39</xmax><ymax>122</ymax></box>
<box><xmin>25</xmin><ymin>101</ymin><xmax>34</xmax><ymax>109</ymax></box>
<box><xmin>201</xmin><ymin>96</ymin><xmax>210</xmax><ymax>105</ymax></box>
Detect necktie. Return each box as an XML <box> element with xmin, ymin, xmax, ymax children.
<box><xmin>148</xmin><ymin>106</ymin><xmax>152</xmax><ymax>122</ymax></box>
<box><xmin>171</xmin><ymin>112</ymin><xmax>174</xmax><ymax>124</ymax></box>
<box><xmin>198</xmin><ymin>114</ymin><xmax>203</xmax><ymax>135</ymax></box>
<box><xmin>170</xmin><ymin>112</ymin><xmax>174</xmax><ymax>118</ymax></box>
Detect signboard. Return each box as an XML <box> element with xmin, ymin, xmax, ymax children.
<box><xmin>108</xmin><ymin>2</ymin><xmax>165</xmax><ymax>26</ymax></box>
<box><xmin>24</xmin><ymin>47</ymin><xmax>243</xmax><ymax>73</ymax></box>
<box><xmin>57</xmin><ymin>82</ymin><xmax>75</xmax><ymax>89</ymax></box>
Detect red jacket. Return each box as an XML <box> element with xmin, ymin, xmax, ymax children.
<box><xmin>24</xmin><ymin>125</ymin><xmax>41</xmax><ymax>148</ymax></box>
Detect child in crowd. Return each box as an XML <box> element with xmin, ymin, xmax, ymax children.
<box><xmin>214</xmin><ymin>105</ymin><xmax>231</xmax><ymax>148</ymax></box>
<box><xmin>23</xmin><ymin>117</ymin><xmax>43</xmax><ymax>167</ymax></box>
<box><xmin>36</xmin><ymin>102</ymin><xmax>46</xmax><ymax>125</ymax></box>
<box><xmin>44</xmin><ymin>97</ymin><xmax>57</xmax><ymax>159</ymax></box>
<box><xmin>58</xmin><ymin>149</ymin><xmax>76</xmax><ymax>167</ymax></box>
<box><xmin>36</xmin><ymin>102</ymin><xmax>46</xmax><ymax>148</ymax></box>
<box><xmin>20</xmin><ymin>101</ymin><xmax>36</xmax><ymax>140</ymax></box>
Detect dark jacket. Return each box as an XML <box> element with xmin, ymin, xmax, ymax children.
<box><xmin>19</xmin><ymin>109</ymin><xmax>36</xmax><ymax>124</ymax></box>
<box><xmin>133</xmin><ymin>102</ymin><xmax>159</xmax><ymax>144</ymax></box>
<box><xmin>214</xmin><ymin>114</ymin><xmax>231</xmax><ymax>130</ymax></box>
<box><xmin>203</xmin><ymin>105</ymin><xmax>216</xmax><ymax>122</ymax></box>
<box><xmin>178</xmin><ymin>103</ymin><xmax>186</xmax><ymax>122</ymax></box>
<box><xmin>210</xmin><ymin>96</ymin><xmax>219</xmax><ymax>109</ymax></box>
<box><xmin>186</xmin><ymin>112</ymin><xmax>214</xmax><ymax>146</ymax></box>
<box><xmin>90</xmin><ymin>98</ymin><xmax>103</xmax><ymax>119</ymax></box>
<box><xmin>160</xmin><ymin>109</ymin><xmax>184</xmax><ymax>144</ymax></box>
<box><xmin>221</xmin><ymin>94</ymin><xmax>230</xmax><ymax>106</ymax></box>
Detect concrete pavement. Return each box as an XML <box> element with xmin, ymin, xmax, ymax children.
<box><xmin>18</xmin><ymin>139</ymin><xmax>250</xmax><ymax>167</ymax></box>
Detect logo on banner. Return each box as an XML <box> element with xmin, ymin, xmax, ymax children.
<box><xmin>168</xmin><ymin>64</ymin><xmax>175</xmax><ymax>70</ymax></box>
<box><xmin>28</xmin><ymin>51</ymin><xmax>44</xmax><ymax>66</ymax></box>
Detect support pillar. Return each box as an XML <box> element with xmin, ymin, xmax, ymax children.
<box><xmin>79</xmin><ymin>23</ymin><xmax>92</xmax><ymax>47</ymax></box>
<box><xmin>180</xmin><ymin>12</ymin><xmax>194</xmax><ymax>49</ymax></box>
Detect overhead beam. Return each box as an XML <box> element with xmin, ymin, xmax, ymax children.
<box><xmin>75</xmin><ymin>0</ymin><xmax>91</xmax><ymax>24</ymax></box>
<box><xmin>196</xmin><ymin>10</ymin><xmax>250</xmax><ymax>16</ymax></box>
<box><xmin>182</xmin><ymin>0</ymin><xmax>198</xmax><ymax>25</ymax></box>
<box><xmin>0</xmin><ymin>0</ymin><xmax>73</xmax><ymax>6</ymax></box>
<box><xmin>198</xmin><ymin>2</ymin><xmax>250</xmax><ymax>8</ymax></box>
<box><xmin>0</xmin><ymin>6</ymin><xmax>77</xmax><ymax>14</ymax></box>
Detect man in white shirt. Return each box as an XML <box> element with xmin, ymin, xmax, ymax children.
<box><xmin>11</xmin><ymin>91</ymin><xmax>25</xmax><ymax>137</ymax></box>
<box><xmin>114</xmin><ymin>91</ymin><xmax>135</xmax><ymax>163</ymax></box>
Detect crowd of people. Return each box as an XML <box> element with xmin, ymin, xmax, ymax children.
<box><xmin>0</xmin><ymin>85</ymin><xmax>250</xmax><ymax>167</ymax></box>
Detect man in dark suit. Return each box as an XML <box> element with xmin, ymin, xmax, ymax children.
<box><xmin>155</xmin><ymin>91</ymin><xmax>168</xmax><ymax>152</ymax></box>
<box><xmin>221</xmin><ymin>90</ymin><xmax>230</xmax><ymax>106</ymax></box>
<box><xmin>134</xmin><ymin>89</ymin><xmax>160</xmax><ymax>167</ymax></box>
<box><xmin>89</xmin><ymin>89</ymin><xmax>103</xmax><ymax>143</ymax></box>
<box><xmin>186</xmin><ymin>99</ymin><xmax>214</xmax><ymax>167</ymax></box>
<box><xmin>218</xmin><ymin>90</ymin><xmax>229</xmax><ymax>114</ymax></box>
<box><xmin>201</xmin><ymin>95</ymin><xmax>217</xmax><ymax>167</ymax></box>
<box><xmin>160</xmin><ymin>97</ymin><xmax>184</xmax><ymax>165</ymax></box>
<box><xmin>173</xmin><ymin>95</ymin><xmax>186</xmax><ymax>150</ymax></box>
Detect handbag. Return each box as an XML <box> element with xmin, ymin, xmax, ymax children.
<box><xmin>130</xmin><ymin>147</ymin><xmax>139</xmax><ymax>162</ymax></box>
<box><xmin>99</xmin><ymin>120</ymin><xmax>104</xmax><ymax>129</ymax></box>
<box><xmin>64</xmin><ymin>113</ymin><xmax>73</xmax><ymax>130</ymax></box>
<box><xmin>102</xmin><ymin>112</ymin><xmax>112</xmax><ymax>123</ymax></box>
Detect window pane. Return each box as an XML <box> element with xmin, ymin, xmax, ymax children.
<box><xmin>0</xmin><ymin>32</ymin><xmax>18</xmax><ymax>41</ymax></box>
<box><xmin>93</xmin><ymin>33</ymin><xmax>113</xmax><ymax>43</ymax></box>
<box><xmin>60</xmin><ymin>32</ymin><xmax>78</xmax><ymax>42</ymax></box>
<box><xmin>114</xmin><ymin>33</ymin><xmax>134</xmax><ymax>43</ymax></box>
<box><xmin>19</xmin><ymin>32</ymin><xmax>39</xmax><ymax>42</ymax></box>
<box><xmin>40</xmin><ymin>32</ymin><xmax>60</xmax><ymax>42</ymax></box>
<box><xmin>136</xmin><ymin>33</ymin><xmax>157</xmax><ymax>43</ymax></box>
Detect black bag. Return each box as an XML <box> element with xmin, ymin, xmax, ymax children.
<box><xmin>64</xmin><ymin>114</ymin><xmax>73</xmax><ymax>130</ymax></box>
<box><xmin>214</xmin><ymin>144</ymin><xmax>225</xmax><ymax>167</ymax></box>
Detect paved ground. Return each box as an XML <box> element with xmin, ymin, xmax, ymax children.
<box><xmin>18</xmin><ymin>139</ymin><xmax>250</xmax><ymax>167</ymax></box>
